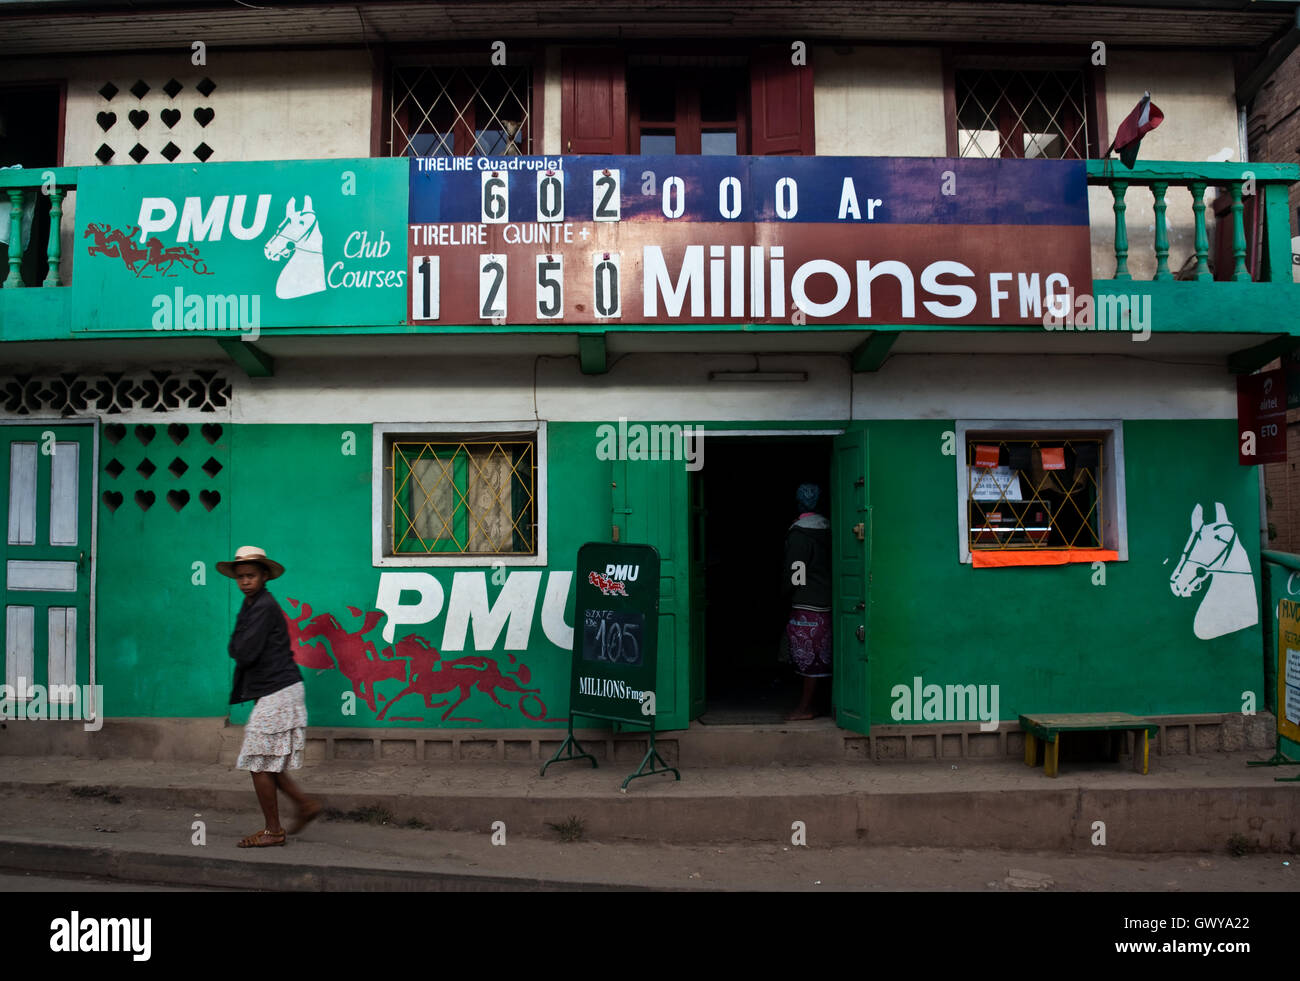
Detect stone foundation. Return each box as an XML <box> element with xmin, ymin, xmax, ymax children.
<box><xmin>0</xmin><ymin>711</ymin><xmax>1281</xmax><ymax>764</ymax></box>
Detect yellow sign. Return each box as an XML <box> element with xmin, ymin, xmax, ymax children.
<box><xmin>1276</xmin><ymin>598</ymin><xmax>1300</xmax><ymax>742</ymax></box>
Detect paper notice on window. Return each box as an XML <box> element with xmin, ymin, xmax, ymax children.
<box><xmin>970</xmin><ymin>466</ymin><xmax>1023</xmax><ymax>502</ymax></box>
<box><xmin>1286</xmin><ymin>648</ymin><xmax>1300</xmax><ymax>727</ymax></box>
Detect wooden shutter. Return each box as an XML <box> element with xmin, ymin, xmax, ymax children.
<box><xmin>560</xmin><ymin>48</ymin><xmax>626</xmax><ymax>154</ymax></box>
<box><xmin>749</xmin><ymin>44</ymin><xmax>815</xmax><ymax>156</ymax></box>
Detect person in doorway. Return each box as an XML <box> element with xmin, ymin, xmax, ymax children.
<box><xmin>782</xmin><ymin>484</ymin><xmax>832</xmax><ymax>720</ymax></box>
<box><xmin>219</xmin><ymin>545</ymin><xmax>321</xmax><ymax>847</ymax></box>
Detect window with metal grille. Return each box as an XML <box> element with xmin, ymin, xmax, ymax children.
<box><xmin>965</xmin><ymin>437</ymin><xmax>1102</xmax><ymax>550</ymax></box>
<box><xmin>388</xmin><ymin>62</ymin><xmax>532</xmax><ymax>157</ymax></box>
<box><xmin>385</xmin><ymin>433</ymin><xmax>537</xmax><ymax>556</ymax></box>
<box><xmin>954</xmin><ymin>68</ymin><xmax>1091</xmax><ymax>159</ymax></box>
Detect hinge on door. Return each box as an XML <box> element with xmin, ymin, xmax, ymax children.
<box><xmin>852</xmin><ymin>522</ymin><xmax>865</xmax><ymax>542</ymax></box>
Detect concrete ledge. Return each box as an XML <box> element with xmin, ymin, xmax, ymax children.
<box><xmin>0</xmin><ymin>717</ymin><xmax>229</xmax><ymax>761</ymax></box>
<box><xmin>0</xmin><ymin>777</ymin><xmax>1293</xmax><ymax>853</ymax></box>
<box><xmin>0</xmin><ymin>712</ymin><xmax>1279</xmax><ymax>765</ymax></box>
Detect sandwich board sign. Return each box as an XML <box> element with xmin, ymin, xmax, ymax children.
<box><xmin>541</xmin><ymin>542</ymin><xmax>679</xmax><ymax>788</ymax></box>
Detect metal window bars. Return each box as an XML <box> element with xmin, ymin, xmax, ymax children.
<box><xmin>967</xmin><ymin>437</ymin><xmax>1103</xmax><ymax>550</ymax></box>
<box><xmin>955</xmin><ymin>69</ymin><xmax>1089</xmax><ymax>160</ymax></box>
<box><xmin>390</xmin><ymin>439</ymin><xmax>537</xmax><ymax>555</ymax></box>
<box><xmin>389</xmin><ymin>65</ymin><xmax>531</xmax><ymax>158</ymax></box>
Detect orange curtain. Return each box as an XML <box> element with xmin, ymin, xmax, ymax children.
<box><xmin>972</xmin><ymin>549</ymin><xmax>1119</xmax><ymax>568</ymax></box>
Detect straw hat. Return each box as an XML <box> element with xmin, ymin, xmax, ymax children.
<box><xmin>216</xmin><ymin>545</ymin><xmax>285</xmax><ymax>580</ymax></box>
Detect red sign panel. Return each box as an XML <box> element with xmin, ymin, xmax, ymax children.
<box><xmin>1237</xmin><ymin>369</ymin><xmax>1287</xmax><ymax>465</ymax></box>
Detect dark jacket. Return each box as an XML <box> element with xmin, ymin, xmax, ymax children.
<box><xmin>228</xmin><ymin>587</ymin><xmax>302</xmax><ymax>704</ymax></box>
<box><xmin>782</xmin><ymin>513</ymin><xmax>832</xmax><ymax>608</ymax></box>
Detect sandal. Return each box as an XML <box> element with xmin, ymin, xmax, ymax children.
<box><xmin>237</xmin><ymin>829</ymin><xmax>286</xmax><ymax>848</ymax></box>
<box><xmin>287</xmin><ymin>800</ymin><xmax>322</xmax><ymax>835</ymax></box>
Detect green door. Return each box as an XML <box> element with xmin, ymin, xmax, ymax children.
<box><xmin>612</xmin><ymin>454</ymin><xmax>691</xmax><ymax>730</ymax></box>
<box><xmin>688</xmin><ymin>470</ymin><xmax>707</xmax><ymax>720</ymax></box>
<box><xmin>1</xmin><ymin>423</ymin><xmax>96</xmax><ymax>705</ymax></box>
<box><xmin>831</xmin><ymin>428</ymin><xmax>870</xmax><ymax>734</ymax></box>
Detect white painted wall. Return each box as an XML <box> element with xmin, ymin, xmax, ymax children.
<box><xmin>541</xmin><ymin>47</ymin><xmax>562</xmax><ymax>156</ymax></box>
<box><xmin>230</xmin><ymin>353</ymin><xmax>1235</xmax><ymax>423</ymax></box>
<box><xmin>814</xmin><ymin>47</ymin><xmax>947</xmax><ymax>157</ymax></box>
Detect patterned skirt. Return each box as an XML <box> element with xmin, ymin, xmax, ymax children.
<box><xmin>787</xmin><ymin>607</ymin><xmax>833</xmax><ymax>679</ymax></box>
<box><xmin>236</xmin><ymin>681</ymin><xmax>307</xmax><ymax>773</ymax></box>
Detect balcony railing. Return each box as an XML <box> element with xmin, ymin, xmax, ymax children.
<box><xmin>1</xmin><ymin>167</ymin><xmax>77</xmax><ymax>289</ymax></box>
<box><xmin>1087</xmin><ymin>159</ymin><xmax>1298</xmax><ymax>284</ymax></box>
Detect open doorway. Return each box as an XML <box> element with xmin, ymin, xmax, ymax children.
<box><xmin>691</xmin><ymin>435</ymin><xmax>833</xmax><ymax>724</ymax></box>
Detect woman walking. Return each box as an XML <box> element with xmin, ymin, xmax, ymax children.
<box><xmin>219</xmin><ymin>545</ymin><xmax>321</xmax><ymax>847</ymax></box>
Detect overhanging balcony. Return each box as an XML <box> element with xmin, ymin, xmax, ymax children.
<box><xmin>1</xmin><ymin>157</ymin><xmax>1296</xmax><ymax>360</ymax></box>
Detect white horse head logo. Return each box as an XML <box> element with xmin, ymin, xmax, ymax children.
<box><xmin>263</xmin><ymin>195</ymin><xmax>324</xmax><ymax>300</ymax></box>
<box><xmin>1170</xmin><ymin>502</ymin><xmax>1258</xmax><ymax>640</ymax></box>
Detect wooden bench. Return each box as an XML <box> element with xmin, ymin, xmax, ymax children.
<box><xmin>1019</xmin><ymin>712</ymin><xmax>1159</xmax><ymax>777</ymax></box>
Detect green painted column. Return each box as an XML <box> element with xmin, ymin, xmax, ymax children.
<box><xmin>1190</xmin><ymin>182</ymin><xmax>1211</xmax><ymax>282</ymax></box>
<box><xmin>43</xmin><ymin>188</ymin><xmax>64</xmax><ymax>288</ymax></box>
<box><xmin>1230</xmin><ymin>182</ymin><xmax>1250</xmax><ymax>282</ymax></box>
<box><xmin>5</xmin><ymin>189</ymin><xmax>25</xmax><ymax>288</ymax></box>
<box><xmin>1111</xmin><ymin>180</ymin><xmax>1130</xmax><ymax>281</ymax></box>
<box><xmin>1152</xmin><ymin>182</ymin><xmax>1171</xmax><ymax>281</ymax></box>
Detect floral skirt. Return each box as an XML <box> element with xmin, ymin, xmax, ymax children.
<box><xmin>787</xmin><ymin>607</ymin><xmax>832</xmax><ymax>678</ymax></box>
<box><xmin>237</xmin><ymin>681</ymin><xmax>307</xmax><ymax>773</ymax></box>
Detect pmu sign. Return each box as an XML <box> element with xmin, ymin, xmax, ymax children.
<box><xmin>74</xmin><ymin>159</ymin><xmax>409</xmax><ymax>332</ymax></box>
<box><xmin>568</xmin><ymin>542</ymin><xmax>660</xmax><ymax>725</ymax></box>
<box><xmin>407</xmin><ymin>155</ymin><xmax>1092</xmax><ymax>328</ymax></box>
<box><xmin>1237</xmin><ymin>369</ymin><xmax>1287</xmax><ymax>465</ymax></box>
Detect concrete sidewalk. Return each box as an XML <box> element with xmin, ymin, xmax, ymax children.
<box><xmin>0</xmin><ymin>749</ymin><xmax>1296</xmax><ymax>889</ymax></box>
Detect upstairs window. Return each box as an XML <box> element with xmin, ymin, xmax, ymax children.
<box><xmin>627</xmin><ymin>61</ymin><xmax>748</xmax><ymax>155</ymax></box>
<box><xmin>387</xmin><ymin>61</ymin><xmax>532</xmax><ymax>157</ymax></box>
<box><xmin>561</xmin><ymin>46</ymin><xmax>813</xmax><ymax>156</ymax></box>
<box><xmin>953</xmin><ymin>66</ymin><xmax>1094</xmax><ymax>159</ymax></box>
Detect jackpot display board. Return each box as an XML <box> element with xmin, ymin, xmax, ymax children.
<box><xmin>407</xmin><ymin>154</ymin><xmax>1091</xmax><ymax>328</ymax></box>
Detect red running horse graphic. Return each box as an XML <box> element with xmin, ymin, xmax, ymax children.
<box><xmin>285</xmin><ymin>600</ymin><xmax>406</xmax><ymax>713</ymax></box>
<box><xmin>84</xmin><ymin>223</ymin><xmax>212</xmax><ymax>277</ymax></box>
<box><xmin>375</xmin><ymin>634</ymin><xmax>546</xmax><ymax>723</ymax></box>
<box><xmin>283</xmin><ymin>598</ymin><xmax>555</xmax><ymax>722</ymax></box>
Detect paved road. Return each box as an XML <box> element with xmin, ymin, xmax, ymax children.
<box><xmin>0</xmin><ymin>872</ymin><xmax>233</xmax><ymax>891</ymax></box>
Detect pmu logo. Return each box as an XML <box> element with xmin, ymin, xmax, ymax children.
<box><xmin>136</xmin><ymin>194</ymin><xmax>326</xmax><ymax>299</ymax></box>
